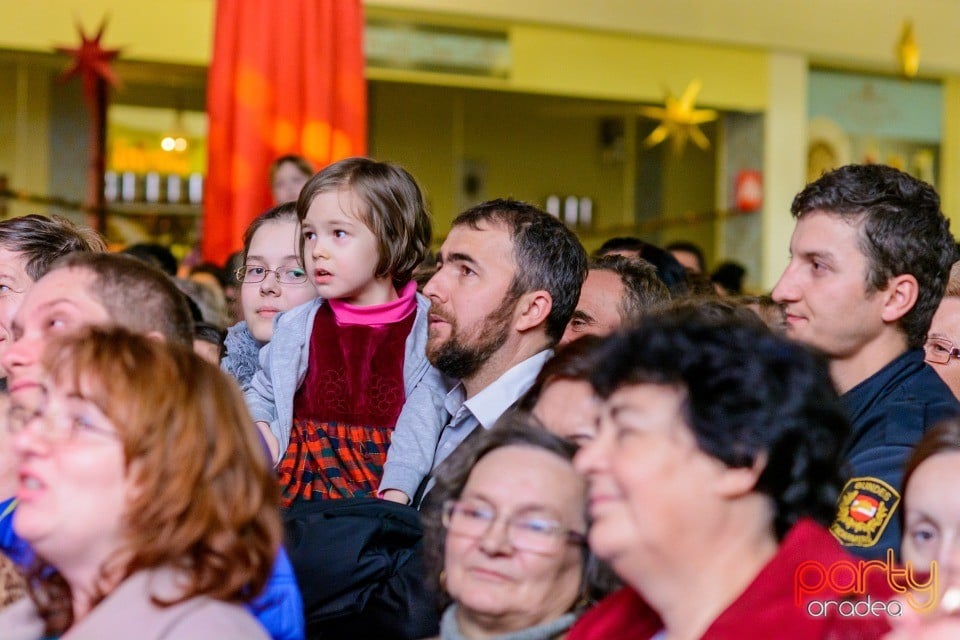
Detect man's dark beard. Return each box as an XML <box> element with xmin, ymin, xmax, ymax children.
<box><xmin>427</xmin><ymin>295</ymin><xmax>517</xmax><ymax>380</ymax></box>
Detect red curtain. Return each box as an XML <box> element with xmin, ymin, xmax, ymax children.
<box><xmin>203</xmin><ymin>0</ymin><xmax>366</xmax><ymax>263</ymax></box>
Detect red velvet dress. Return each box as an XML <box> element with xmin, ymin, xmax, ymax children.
<box><xmin>567</xmin><ymin>520</ymin><xmax>894</xmax><ymax>640</ymax></box>
<box><xmin>278</xmin><ymin>302</ymin><xmax>414</xmax><ymax>506</ymax></box>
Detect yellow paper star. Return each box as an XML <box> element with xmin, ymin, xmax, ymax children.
<box><xmin>896</xmin><ymin>20</ymin><xmax>919</xmax><ymax>79</ymax></box>
<box><xmin>639</xmin><ymin>79</ymin><xmax>717</xmax><ymax>153</ymax></box>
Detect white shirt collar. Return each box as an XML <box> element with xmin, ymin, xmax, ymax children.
<box><xmin>454</xmin><ymin>349</ymin><xmax>553</xmax><ymax>428</ymax></box>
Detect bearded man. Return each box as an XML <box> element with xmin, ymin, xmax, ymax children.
<box><xmin>378</xmin><ymin>198</ymin><xmax>587</xmax><ymax>501</ymax></box>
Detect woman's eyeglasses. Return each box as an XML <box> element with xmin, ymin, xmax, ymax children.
<box><xmin>924</xmin><ymin>337</ymin><xmax>960</xmax><ymax>365</ymax></box>
<box><xmin>442</xmin><ymin>499</ymin><xmax>586</xmax><ymax>555</ymax></box>
<box><xmin>5</xmin><ymin>387</ymin><xmax>119</xmax><ymax>442</ymax></box>
<box><xmin>235</xmin><ymin>265</ymin><xmax>308</xmax><ymax>285</ymax></box>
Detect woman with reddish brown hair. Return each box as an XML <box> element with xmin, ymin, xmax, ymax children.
<box><xmin>0</xmin><ymin>328</ymin><xmax>281</xmax><ymax>639</ymax></box>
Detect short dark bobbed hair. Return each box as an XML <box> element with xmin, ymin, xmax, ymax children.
<box><xmin>589</xmin><ymin>305</ymin><xmax>851</xmax><ymax>540</ymax></box>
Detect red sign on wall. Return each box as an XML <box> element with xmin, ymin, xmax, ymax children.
<box><xmin>735</xmin><ymin>169</ymin><xmax>763</xmax><ymax>212</ymax></box>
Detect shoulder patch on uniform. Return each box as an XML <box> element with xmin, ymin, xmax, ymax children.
<box><xmin>830</xmin><ymin>477</ymin><xmax>900</xmax><ymax>548</ymax></box>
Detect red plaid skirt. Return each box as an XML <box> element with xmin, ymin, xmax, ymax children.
<box><xmin>278</xmin><ymin>419</ymin><xmax>392</xmax><ymax>507</ymax></box>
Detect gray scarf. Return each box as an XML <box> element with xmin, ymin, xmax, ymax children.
<box><xmin>439</xmin><ymin>604</ymin><xmax>578</xmax><ymax>640</ymax></box>
<box><xmin>221</xmin><ymin>321</ymin><xmax>262</xmax><ymax>388</ymax></box>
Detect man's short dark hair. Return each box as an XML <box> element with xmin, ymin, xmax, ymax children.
<box><xmin>589</xmin><ymin>306</ymin><xmax>850</xmax><ymax>540</ymax></box>
<box><xmin>122</xmin><ymin>243</ymin><xmax>178</xmax><ymax>276</ymax></box>
<box><xmin>452</xmin><ymin>199</ymin><xmax>588</xmax><ymax>344</ymax></box>
<box><xmin>0</xmin><ymin>214</ymin><xmax>105</xmax><ymax>281</ymax></box>
<box><xmin>665</xmin><ymin>240</ymin><xmax>707</xmax><ymax>273</ymax></box>
<box><xmin>194</xmin><ymin>321</ymin><xmax>226</xmax><ymax>356</ymax></box>
<box><xmin>596</xmin><ymin>236</ymin><xmax>645</xmax><ymax>256</ymax></box>
<box><xmin>594</xmin><ymin>237</ymin><xmax>688</xmax><ymax>297</ymax></box>
<box><xmin>51</xmin><ymin>253</ymin><xmax>194</xmax><ymax>348</ymax></box>
<box><xmin>664</xmin><ymin>296</ymin><xmax>768</xmax><ymax>329</ymax></box>
<box><xmin>792</xmin><ymin>164</ymin><xmax>955</xmax><ymax>349</ymax></box>
<box><xmin>590</xmin><ymin>254</ymin><xmax>670</xmax><ymax>325</ymax></box>
<box><xmin>710</xmin><ymin>260</ymin><xmax>747</xmax><ymax>295</ymax></box>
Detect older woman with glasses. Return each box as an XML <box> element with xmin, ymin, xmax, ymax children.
<box><xmin>924</xmin><ymin>261</ymin><xmax>960</xmax><ymax>400</ymax></box>
<box><xmin>420</xmin><ymin>414</ymin><xmax>602</xmax><ymax>640</ymax></box>
<box><xmin>0</xmin><ymin>328</ymin><xmax>281</xmax><ymax>639</ymax></box>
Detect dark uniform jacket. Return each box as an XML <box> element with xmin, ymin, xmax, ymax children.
<box><xmin>832</xmin><ymin>348</ymin><xmax>960</xmax><ymax>559</ymax></box>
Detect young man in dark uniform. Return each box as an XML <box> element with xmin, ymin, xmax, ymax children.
<box><xmin>772</xmin><ymin>164</ymin><xmax>959</xmax><ymax>560</ymax></box>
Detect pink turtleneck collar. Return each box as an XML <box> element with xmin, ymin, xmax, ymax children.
<box><xmin>327</xmin><ymin>280</ymin><xmax>417</xmax><ymax>325</ymax></box>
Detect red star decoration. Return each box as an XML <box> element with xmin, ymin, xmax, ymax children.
<box><xmin>55</xmin><ymin>20</ymin><xmax>122</xmax><ymax>104</ymax></box>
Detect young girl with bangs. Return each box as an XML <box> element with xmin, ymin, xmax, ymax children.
<box><xmin>245</xmin><ymin>157</ymin><xmax>447</xmax><ymax>506</ymax></box>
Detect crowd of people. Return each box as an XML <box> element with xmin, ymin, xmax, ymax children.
<box><xmin>0</xmin><ymin>157</ymin><xmax>959</xmax><ymax>639</ymax></box>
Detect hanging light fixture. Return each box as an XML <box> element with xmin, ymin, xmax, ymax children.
<box><xmin>161</xmin><ymin>106</ymin><xmax>189</xmax><ymax>153</ymax></box>
<box><xmin>896</xmin><ymin>20</ymin><xmax>919</xmax><ymax>79</ymax></box>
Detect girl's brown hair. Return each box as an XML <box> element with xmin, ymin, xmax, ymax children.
<box><xmin>241</xmin><ymin>201</ymin><xmax>300</xmax><ymax>265</ymax></box>
<box><xmin>296</xmin><ymin>157</ymin><xmax>431</xmax><ymax>287</ymax></box>
<box><xmin>27</xmin><ymin>328</ymin><xmax>281</xmax><ymax>635</ymax></box>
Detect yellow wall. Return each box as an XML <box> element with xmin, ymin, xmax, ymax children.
<box><xmin>370</xmin><ymin>82</ymin><xmax>629</xmax><ymax>242</ymax></box>
<box><xmin>4</xmin><ymin>1</ymin><xmax>959</xmax><ymax>285</ymax></box>
<box><xmin>942</xmin><ymin>78</ymin><xmax>960</xmax><ymax>229</ymax></box>
<box><xmin>367</xmin><ymin>0</ymin><xmax>960</xmax><ymax>76</ymax></box>
<box><xmin>369</xmin><ymin>82</ymin><xmax>458</xmax><ymax>231</ymax></box>
<box><xmin>508</xmin><ymin>24</ymin><xmax>766</xmax><ymax>111</ymax></box>
<box><xmin>11</xmin><ymin>0</ymin><xmax>960</xmax><ymax>74</ymax></box>
<box><xmin>8</xmin><ymin>0</ymin><xmax>960</xmax><ymax>77</ymax></box>
<box><xmin>0</xmin><ymin>57</ymin><xmax>51</xmax><ymax>219</ymax></box>
<box><xmin>1</xmin><ymin>1</ymin><xmax>213</xmax><ymax>65</ymax></box>
<box><xmin>2</xmin><ymin>2</ymin><xmax>767</xmax><ymax>110</ymax></box>
<box><xmin>762</xmin><ymin>53</ymin><xmax>808</xmax><ymax>288</ymax></box>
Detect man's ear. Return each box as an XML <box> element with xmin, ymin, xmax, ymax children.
<box><xmin>514</xmin><ymin>290</ymin><xmax>553</xmax><ymax>333</ymax></box>
<box><xmin>879</xmin><ymin>274</ymin><xmax>919</xmax><ymax>324</ymax></box>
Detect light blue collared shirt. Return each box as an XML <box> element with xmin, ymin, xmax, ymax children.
<box><xmin>431</xmin><ymin>349</ymin><xmax>553</xmax><ymax>469</ymax></box>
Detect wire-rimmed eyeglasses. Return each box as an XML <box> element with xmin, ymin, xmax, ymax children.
<box><xmin>5</xmin><ymin>386</ymin><xmax>119</xmax><ymax>442</ymax></box>
<box><xmin>235</xmin><ymin>265</ymin><xmax>308</xmax><ymax>285</ymax></box>
<box><xmin>441</xmin><ymin>499</ymin><xmax>586</xmax><ymax>555</ymax></box>
<box><xmin>924</xmin><ymin>336</ymin><xmax>960</xmax><ymax>365</ymax></box>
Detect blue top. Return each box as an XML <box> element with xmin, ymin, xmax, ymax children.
<box><xmin>0</xmin><ymin>496</ymin><xmax>32</xmax><ymax>566</ymax></box>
